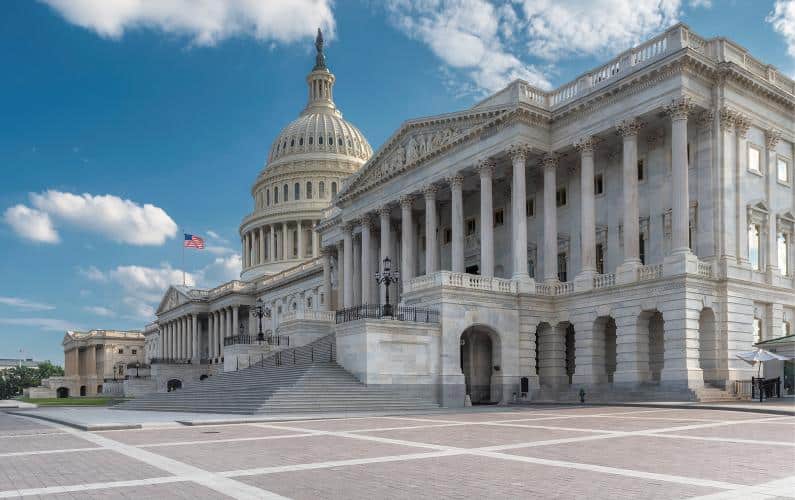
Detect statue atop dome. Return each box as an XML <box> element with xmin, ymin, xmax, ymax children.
<box><xmin>313</xmin><ymin>28</ymin><xmax>326</xmax><ymax>70</ymax></box>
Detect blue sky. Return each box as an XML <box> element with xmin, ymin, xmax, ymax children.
<box><xmin>1</xmin><ymin>0</ymin><xmax>793</xmax><ymax>364</ymax></box>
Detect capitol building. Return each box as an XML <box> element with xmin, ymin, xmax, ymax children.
<box><xmin>138</xmin><ymin>25</ymin><xmax>793</xmax><ymax>409</ymax></box>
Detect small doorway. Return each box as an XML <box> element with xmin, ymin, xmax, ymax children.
<box><xmin>167</xmin><ymin>379</ymin><xmax>183</xmax><ymax>392</ymax></box>
<box><xmin>460</xmin><ymin>327</ymin><xmax>495</xmax><ymax>404</ymax></box>
<box><xmin>79</xmin><ymin>386</ymin><xmax>86</xmax><ymax>396</ymax></box>
<box><xmin>56</xmin><ymin>387</ymin><xmax>69</xmax><ymax>398</ymax></box>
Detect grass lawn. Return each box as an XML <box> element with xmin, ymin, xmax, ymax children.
<box><xmin>19</xmin><ymin>397</ymin><xmax>131</xmax><ymax>406</ymax></box>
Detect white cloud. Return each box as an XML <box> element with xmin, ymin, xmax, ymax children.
<box><xmin>205</xmin><ymin>229</ymin><xmax>235</xmax><ymax>255</ymax></box>
<box><xmin>200</xmin><ymin>254</ymin><xmax>242</xmax><ymax>284</ymax></box>
<box><xmin>0</xmin><ymin>317</ymin><xmax>81</xmax><ymax>331</ymax></box>
<box><xmin>768</xmin><ymin>0</ymin><xmax>795</xmax><ymax>58</ymax></box>
<box><xmin>519</xmin><ymin>0</ymin><xmax>681</xmax><ymax>60</ymax></box>
<box><xmin>689</xmin><ymin>0</ymin><xmax>711</xmax><ymax>8</ymax></box>
<box><xmin>78</xmin><ymin>265</ymin><xmax>108</xmax><ymax>282</ymax></box>
<box><xmin>41</xmin><ymin>0</ymin><xmax>335</xmax><ymax>46</ymax></box>
<box><xmin>109</xmin><ymin>263</ymin><xmax>196</xmax><ymax>302</ymax></box>
<box><xmin>386</xmin><ymin>0</ymin><xmax>551</xmax><ymax>94</ymax></box>
<box><xmin>4</xmin><ymin>190</ymin><xmax>177</xmax><ymax>246</ymax></box>
<box><xmin>3</xmin><ymin>205</ymin><xmax>59</xmax><ymax>243</ymax></box>
<box><xmin>83</xmin><ymin>305</ymin><xmax>116</xmax><ymax>317</ymax></box>
<box><xmin>0</xmin><ymin>296</ymin><xmax>55</xmax><ymax>311</ymax></box>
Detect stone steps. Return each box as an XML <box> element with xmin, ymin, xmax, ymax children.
<box><xmin>116</xmin><ymin>334</ymin><xmax>439</xmax><ymax>414</ymax></box>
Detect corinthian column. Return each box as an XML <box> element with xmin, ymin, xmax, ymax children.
<box><xmin>400</xmin><ymin>195</ymin><xmax>415</xmax><ymax>289</ymax></box>
<box><xmin>477</xmin><ymin>160</ymin><xmax>495</xmax><ymax>278</ymax></box>
<box><xmin>667</xmin><ymin>98</ymin><xmax>693</xmax><ymax>256</ymax></box>
<box><xmin>734</xmin><ymin>114</ymin><xmax>751</xmax><ymax>264</ymax></box>
<box><xmin>360</xmin><ymin>215</ymin><xmax>372</xmax><ymax>304</ymax></box>
<box><xmin>509</xmin><ymin>145</ymin><xmax>531</xmax><ymax>286</ymax></box>
<box><xmin>282</xmin><ymin>222</ymin><xmax>289</xmax><ymax>261</ymax></box>
<box><xmin>617</xmin><ymin>118</ymin><xmax>642</xmax><ymax>268</ymax></box>
<box><xmin>258</xmin><ymin>227</ymin><xmax>265</xmax><ymax>265</ymax></box>
<box><xmin>379</xmin><ymin>205</ymin><xmax>392</xmax><ymax>303</ymax></box>
<box><xmin>269</xmin><ymin>225</ymin><xmax>275</xmax><ymax>262</ymax></box>
<box><xmin>575</xmin><ymin>136</ymin><xmax>597</xmax><ymax>289</ymax></box>
<box><xmin>296</xmin><ymin>220</ymin><xmax>304</xmax><ymax>259</ymax></box>
<box><xmin>542</xmin><ymin>154</ymin><xmax>558</xmax><ymax>283</ymax></box>
<box><xmin>423</xmin><ymin>186</ymin><xmax>438</xmax><ymax>275</ymax></box>
<box><xmin>448</xmin><ymin>175</ymin><xmax>464</xmax><ymax>273</ymax></box>
<box><xmin>766</xmin><ymin>129</ymin><xmax>783</xmax><ymax>276</ymax></box>
<box><xmin>343</xmin><ymin>224</ymin><xmax>354</xmax><ymax>307</ymax></box>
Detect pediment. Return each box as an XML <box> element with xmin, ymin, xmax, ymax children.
<box><xmin>155</xmin><ymin>286</ymin><xmax>191</xmax><ymax>315</ymax></box>
<box><xmin>339</xmin><ymin>106</ymin><xmax>512</xmax><ymax>201</ymax></box>
<box><xmin>778</xmin><ymin>211</ymin><xmax>795</xmax><ymax>224</ymax></box>
<box><xmin>748</xmin><ymin>199</ymin><xmax>770</xmax><ymax>214</ymax></box>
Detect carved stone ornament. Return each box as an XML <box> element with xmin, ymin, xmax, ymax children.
<box><xmin>508</xmin><ymin>143</ymin><xmax>530</xmax><ymax>161</ymax></box>
<box><xmin>359</xmin><ymin>214</ymin><xmax>373</xmax><ymax>229</ymax></box>
<box><xmin>422</xmin><ymin>184</ymin><xmax>439</xmax><ymax>199</ymax></box>
<box><xmin>616</xmin><ymin>118</ymin><xmax>644</xmax><ymax>137</ymax></box>
<box><xmin>377</xmin><ymin>204</ymin><xmax>392</xmax><ymax>218</ymax></box>
<box><xmin>574</xmin><ymin>135</ymin><xmax>597</xmax><ymax>153</ymax></box>
<box><xmin>476</xmin><ymin>159</ymin><xmax>496</xmax><ymax>177</ymax></box>
<box><xmin>696</xmin><ymin>109</ymin><xmax>714</xmax><ymax>130</ymax></box>
<box><xmin>399</xmin><ymin>194</ymin><xmax>414</xmax><ymax>208</ymax></box>
<box><xmin>541</xmin><ymin>154</ymin><xmax>559</xmax><ymax>169</ymax></box>
<box><xmin>447</xmin><ymin>174</ymin><xmax>464</xmax><ymax>188</ymax></box>
<box><xmin>765</xmin><ymin>129</ymin><xmax>782</xmax><ymax>149</ymax></box>
<box><xmin>665</xmin><ymin>96</ymin><xmax>693</xmax><ymax>120</ymax></box>
<box><xmin>718</xmin><ymin>107</ymin><xmax>736</xmax><ymax>132</ymax></box>
<box><xmin>734</xmin><ymin>114</ymin><xmax>751</xmax><ymax>139</ymax></box>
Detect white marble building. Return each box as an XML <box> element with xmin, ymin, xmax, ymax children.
<box><xmin>149</xmin><ymin>25</ymin><xmax>794</xmax><ymax>406</ymax></box>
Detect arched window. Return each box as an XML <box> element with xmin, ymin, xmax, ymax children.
<box><xmin>309</xmin><ymin>136</ymin><xmax>313</xmax><ymax>145</ymax></box>
<box><xmin>290</xmin><ymin>138</ymin><xmax>294</xmax><ymax>147</ymax></box>
<box><xmin>319</xmin><ymin>136</ymin><xmax>323</xmax><ymax>145</ymax></box>
<box><xmin>299</xmin><ymin>137</ymin><xmax>304</xmax><ymax>146</ymax></box>
<box><xmin>274</xmin><ymin>187</ymin><xmax>279</xmax><ymax>204</ymax></box>
<box><xmin>294</xmin><ymin>182</ymin><xmax>300</xmax><ymax>200</ymax></box>
<box><xmin>338</xmin><ymin>137</ymin><xmax>343</xmax><ymax>146</ymax></box>
<box><xmin>266</xmin><ymin>189</ymin><xmax>270</xmax><ymax>206</ymax></box>
<box><xmin>306</xmin><ymin>181</ymin><xmax>313</xmax><ymax>199</ymax></box>
<box><xmin>292</xmin><ymin>231</ymin><xmax>298</xmax><ymax>257</ymax></box>
<box><xmin>328</xmin><ymin>136</ymin><xmax>333</xmax><ymax>146</ymax></box>
<box><xmin>283</xmin><ymin>184</ymin><xmax>289</xmax><ymax>202</ymax></box>
<box><xmin>319</xmin><ymin>181</ymin><xmax>325</xmax><ymax>198</ymax></box>
<box><xmin>331</xmin><ymin>181</ymin><xmax>337</xmax><ymax>197</ymax></box>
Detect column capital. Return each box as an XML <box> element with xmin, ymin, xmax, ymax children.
<box><xmin>447</xmin><ymin>174</ymin><xmax>464</xmax><ymax>189</ymax></box>
<box><xmin>765</xmin><ymin>129</ymin><xmax>782</xmax><ymax>149</ymax></box>
<box><xmin>508</xmin><ymin>143</ymin><xmax>531</xmax><ymax>161</ymax></box>
<box><xmin>399</xmin><ymin>194</ymin><xmax>414</xmax><ymax>208</ymax></box>
<box><xmin>422</xmin><ymin>184</ymin><xmax>438</xmax><ymax>199</ymax></box>
<box><xmin>541</xmin><ymin>153</ymin><xmax>559</xmax><ymax>169</ymax></box>
<box><xmin>476</xmin><ymin>159</ymin><xmax>495</xmax><ymax>178</ymax></box>
<box><xmin>359</xmin><ymin>214</ymin><xmax>373</xmax><ymax>229</ymax></box>
<box><xmin>734</xmin><ymin>114</ymin><xmax>751</xmax><ymax>138</ymax></box>
<box><xmin>664</xmin><ymin>96</ymin><xmax>693</xmax><ymax>121</ymax></box>
<box><xmin>574</xmin><ymin>135</ymin><xmax>598</xmax><ymax>153</ymax></box>
<box><xmin>616</xmin><ymin>118</ymin><xmax>644</xmax><ymax>137</ymax></box>
<box><xmin>718</xmin><ymin>106</ymin><xmax>736</xmax><ymax>132</ymax></box>
<box><xmin>342</xmin><ymin>222</ymin><xmax>353</xmax><ymax>235</ymax></box>
<box><xmin>377</xmin><ymin>204</ymin><xmax>392</xmax><ymax>217</ymax></box>
<box><xmin>696</xmin><ymin>109</ymin><xmax>714</xmax><ymax>130</ymax></box>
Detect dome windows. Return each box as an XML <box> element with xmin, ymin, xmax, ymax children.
<box><xmin>318</xmin><ymin>136</ymin><xmax>323</xmax><ymax>145</ymax></box>
<box><xmin>306</xmin><ymin>182</ymin><xmax>313</xmax><ymax>199</ymax></box>
<box><xmin>331</xmin><ymin>181</ymin><xmax>337</xmax><ymax>197</ymax></box>
<box><xmin>338</xmin><ymin>137</ymin><xmax>343</xmax><ymax>146</ymax></box>
<box><xmin>294</xmin><ymin>182</ymin><xmax>300</xmax><ymax>200</ymax></box>
<box><xmin>328</xmin><ymin>136</ymin><xmax>333</xmax><ymax>147</ymax></box>
<box><xmin>290</xmin><ymin>138</ymin><xmax>295</xmax><ymax>147</ymax></box>
<box><xmin>274</xmin><ymin>187</ymin><xmax>279</xmax><ymax>204</ymax></box>
<box><xmin>299</xmin><ymin>137</ymin><xmax>304</xmax><ymax>146</ymax></box>
<box><xmin>308</xmin><ymin>136</ymin><xmax>313</xmax><ymax>145</ymax></box>
<box><xmin>283</xmin><ymin>184</ymin><xmax>289</xmax><ymax>202</ymax></box>
<box><xmin>266</xmin><ymin>189</ymin><xmax>270</xmax><ymax>206</ymax></box>
<box><xmin>319</xmin><ymin>181</ymin><xmax>325</xmax><ymax>198</ymax></box>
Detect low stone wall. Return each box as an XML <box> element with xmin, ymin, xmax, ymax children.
<box><xmin>223</xmin><ymin>344</ymin><xmax>273</xmax><ymax>372</ymax></box>
<box><xmin>123</xmin><ymin>377</ymin><xmax>158</xmax><ymax>397</ymax></box>
<box><xmin>150</xmin><ymin>363</ymin><xmax>219</xmax><ymax>392</ymax></box>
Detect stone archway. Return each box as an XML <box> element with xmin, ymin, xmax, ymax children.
<box><xmin>460</xmin><ymin>325</ymin><xmax>500</xmax><ymax>404</ymax></box>
<box><xmin>699</xmin><ymin>308</ymin><xmax>725</xmax><ymax>386</ymax></box>
<box><xmin>593</xmin><ymin>316</ymin><xmax>617</xmax><ymax>383</ymax></box>
<box><xmin>56</xmin><ymin>387</ymin><xmax>69</xmax><ymax>398</ymax></box>
<box><xmin>79</xmin><ymin>385</ymin><xmax>86</xmax><ymax>396</ymax></box>
<box><xmin>167</xmin><ymin>379</ymin><xmax>183</xmax><ymax>392</ymax></box>
<box><xmin>635</xmin><ymin>311</ymin><xmax>665</xmax><ymax>383</ymax></box>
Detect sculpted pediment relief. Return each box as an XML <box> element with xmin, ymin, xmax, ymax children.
<box><xmin>156</xmin><ymin>286</ymin><xmax>186</xmax><ymax>315</ymax></box>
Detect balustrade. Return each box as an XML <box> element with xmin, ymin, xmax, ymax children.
<box><xmin>637</xmin><ymin>264</ymin><xmax>664</xmax><ymax>281</ymax></box>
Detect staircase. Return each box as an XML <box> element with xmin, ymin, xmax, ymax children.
<box><xmin>115</xmin><ymin>335</ymin><xmax>440</xmax><ymax>415</ymax></box>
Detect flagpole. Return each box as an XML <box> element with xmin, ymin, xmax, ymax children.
<box><xmin>181</xmin><ymin>229</ymin><xmax>186</xmax><ymax>286</ymax></box>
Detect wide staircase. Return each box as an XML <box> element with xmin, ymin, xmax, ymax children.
<box><xmin>115</xmin><ymin>335</ymin><xmax>440</xmax><ymax>415</ymax></box>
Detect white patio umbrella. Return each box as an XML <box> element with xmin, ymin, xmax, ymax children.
<box><xmin>736</xmin><ymin>348</ymin><xmax>791</xmax><ymax>376</ymax></box>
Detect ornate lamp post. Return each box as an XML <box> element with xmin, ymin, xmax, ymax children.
<box><xmin>251</xmin><ymin>298</ymin><xmax>271</xmax><ymax>344</ymax></box>
<box><xmin>374</xmin><ymin>256</ymin><xmax>399</xmax><ymax>317</ymax></box>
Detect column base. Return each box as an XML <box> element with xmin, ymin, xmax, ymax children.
<box><xmin>613</xmin><ymin>369</ymin><xmax>649</xmax><ymax>385</ymax></box>
<box><xmin>440</xmin><ymin>374</ymin><xmax>466</xmax><ymax>408</ymax></box>
<box><xmin>572</xmin><ymin>371</ymin><xmax>608</xmax><ymax>385</ymax></box>
<box><xmin>663</xmin><ymin>252</ymin><xmax>698</xmax><ymax>277</ymax></box>
<box><xmin>660</xmin><ymin>367</ymin><xmax>704</xmax><ymax>389</ymax></box>
<box><xmin>574</xmin><ymin>271</ymin><xmax>596</xmax><ymax>292</ymax></box>
<box><xmin>616</xmin><ymin>261</ymin><xmax>641</xmax><ymax>284</ymax></box>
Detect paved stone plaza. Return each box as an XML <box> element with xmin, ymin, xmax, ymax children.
<box><xmin>1</xmin><ymin>406</ymin><xmax>793</xmax><ymax>499</ymax></box>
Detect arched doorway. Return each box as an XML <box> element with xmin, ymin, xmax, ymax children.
<box><xmin>649</xmin><ymin>312</ymin><xmax>665</xmax><ymax>382</ymax></box>
<box><xmin>565</xmin><ymin>324</ymin><xmax>576</xmax><ymax>385</ymax></box>
<box><xmin>460</xmin><ymin>326</ymin><xmax>498</xmax><ymax>404</ymax></box>
<box><xmin>593</xmin><ymin>316</ymin><xmax>617</xmax><ymax>383</ymax></box>
<box><xmin>56</xmin><ymin>387</ymin><xmax>69</xmax><ymax>398</ymax></box>
<box><xmin>96</xmin><ymin>385</ymin><xmax>103</xmax><ymax>394</ymax></box>
<box><xmin>699</xmin><ymin>308</ymin><xmax>725</xmax><ymax>386</ymax></box>
<box><xmin>79</xmin><ymin>385</ymin><xmax>86</xmax><ymax>396</ymax></box>
<box><xmin>167</xmin><ymin>379</ymin><xmax>183</xmax><ymax>392</ymax></box>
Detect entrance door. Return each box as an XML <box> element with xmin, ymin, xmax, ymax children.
<box><xmin>460</xmin><ymin>328</ymin><xmax>493</xmax><ymax>403</ymax></box>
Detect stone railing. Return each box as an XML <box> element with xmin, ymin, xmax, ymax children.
<box><xmin>637</xmin><ymin>264</ymin><xmax>664</xmax><ymax>281</ymax></box>
<box><xmin>405</xmin><ymin>271</ymin><xmax>517</xmax><ymax>295</ymax></box>
<box><xmin>535</xmin><ymin>281</ymin><xmax>574</xmax><ymax>296</ymax></box>
<box><xmin>697</xmin><ymin>260</ymin><xmax>714</xmax><ymax>278</ymax></box>
<box><xmin>208</xmin><ymin>280</ymin><xmax>252</xmax><ymax>299</ymax></box>
<box><xmin>593</xmin><ymin>273</ymin><xmax>616</xmax><ymax>289</ymax></box>
<box><xmin>280</xmin><ymin>310</ymin><xmax>335</xmax><ymax>323</ymax></box>
<box><xmin>258</xmin><ymin>257</ymin><xmax>323</xmax><ymax>289</ymax></box>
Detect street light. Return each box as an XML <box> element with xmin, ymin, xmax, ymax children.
<box><xmin>251</xmin><ymin>298</ymin><xmax>271</xmax><ymax>344</ymax></box>
<box><xmin>374</xmin><ymin>256</ymin><xmax>399</xmax><ymax>317</ymax></box>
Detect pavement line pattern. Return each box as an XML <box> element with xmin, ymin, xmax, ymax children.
<box><xmin>0</xmin><ymin>477</ymin><xmax>185</xmax><ymax>499</ymax></box>
<box><xmin>138</xmin><ymin>432</ymin><xmax>322</xmax><ymax>448</ymax></box>
<box><xmin>8</xmin><ymin>415</ymin><xmax>289</xmax><ymax>500</ymax></box>
<box><xmin>0</xmin><ymin>447</ymin><xmax>102</xmax><ymax>458</ymax></box>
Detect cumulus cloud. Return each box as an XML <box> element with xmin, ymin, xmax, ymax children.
<box><xmin>519</xmin><ymin>0</ymin><xmax>681</xmax><ymax>60</ymax></box>
<box><xmin>0</xmin><ymin>317</ymin><xmax>81</xmax><ymax>331</ymax></box>
<box><xmin>689</xmin><ymin>0</ymin><xmax>711</xmax><ymax>8</ymax></box>
<box><xmin>768</xmin><ymin>0</ymin><xmax>795</xmax><ymax>58</ymax></box>
<box><xmin>205</xmin><ymin>229</ymin><xmax>235</xmax><ymax>255</ymax></box>
<box><xmin>78</xmin><ymin>265</ymin><xmax>108</xmax><ymax>282</ymax></box>
<box><xmin>0</xmin><ymin>296</ymin><xmax>55</xmax><ymax>311</ymax></box>
<box><xmin>386</xmin><ymin>0</ymin><xmax>551</xmax><ymax>94</ymax></box>
<box><xmin>4</xmin><ymin>190</ymin><xmax>177</xmax><ymax>245</ymax></box>
<box><xmin>83</xmin><ymin>305</ymin><xmax>116</xmax><ymax>317</ymax></box>
<box><xmin>3</xmin><ymin>205</ymin><xmax>59</xmax><ymax>244</ymax></box>
<box><xmin>41</xmin><ymin>0</ymin><xmax>335</xmax><ymax>46</ymax></box>
<box><xmin>200</xmin><ymin>254</ymin><xmax>243</xmax><ymax>284</ymax></box>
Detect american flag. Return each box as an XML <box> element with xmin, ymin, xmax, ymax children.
<box><xmin>184</xmin><ymin>233</ymin><xmax>205</xmax><ymax>249</ymax></box>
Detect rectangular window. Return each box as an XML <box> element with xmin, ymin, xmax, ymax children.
<box><xmin>466</xmin><ymin>218</ymin><xmax>476</xmax><ymax>236</ymax></box>
<box><xmin>779</xmin><ymin>233</ymin><xmax>789</xmax><ymax>276</ymax></box>
<box><xmin>594</xmin><ymin>174</ymin><xmax>604</xmax><ymax>195</ymax></box>
<box><xmin>131</xmin><ymin>349</ymin><xmax>137</xmax><ymax>355</ymax></box>
<box><xmin>118</xmin><ymin>349</ymin><xmax>123</xmax><ymax>354</ymax></box>
<box><xmin>749</xmin><ymin>224</ymin><xmax>761</xmax><ymax>270</ymax></box>
<box><xmin>557</xmin><ymin>253</ymin><xmax>567</xmax><ymax>282</ymax></box>
<box><xmin>639</xmin><ymin>235</ymin><xmax>646</xmax><ymax>265</ymax></box>
<box><xmin>528</xmin><ymin>259</ymin><xmax>535</xmax><ymax>279</ymax></box>
<box><xmin>493</xmin><ymin>208</ymin><xmax>504</xmax><ymax>227</ymax></box>
<box><xmin>637</xmin><ymin>159</ymin><xmax>645</xmax><ymax>181</ymax></box>
<box><xmin>556</xmin><ymin>187</ymin><xmax>567</xmax><ymax>207</ymax></box>
<box><xmin>596</xmin><ymin>243</ymin><xmax>604</xmax><ymax>274</ymax></box>
<box><xmin>749</xmin><ymin>145</ymin><xmax>761</xmax><ymax>173</ymax></box>
<box><xmin>526</xmin><ymin>198</ymin><xmax>535</xmax><ymax>217</ymax></box>
<box><xmin>687</xmin><ymin>143</ymin><xmax>691</xmax><ymax>167</ymax></box>
<box><xmin>443</xmin><ymin>227</ymin><xmax>452</xmax><ymax>245</ymax></box>
<box><xmin>778</xmin><ymin>158</ymin><xmax>790</xmax><ymax>183</ymax></box>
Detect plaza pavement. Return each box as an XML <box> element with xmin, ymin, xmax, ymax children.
<box><xmin>0</xmin><ymin>406</ymin><xmax>793</xmax><ymax>499</ymax></box>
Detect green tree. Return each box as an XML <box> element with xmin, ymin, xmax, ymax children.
<box><xmin>36</xmin><ymin>361</ymin><xmax>64</xmax><ymax>379</ymax></box>
<box><xmin>0</xmin><ymin>363</ymin><xmax>62</xmax><ymax>399</ymax></box>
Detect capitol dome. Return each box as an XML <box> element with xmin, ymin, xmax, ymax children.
<box><xmin>239</xmin><ymin>29</ymin><xmax>372</xmax><ymax>281</ymax></box>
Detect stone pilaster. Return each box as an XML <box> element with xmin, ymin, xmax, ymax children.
<box><xmin>574</xmin><ymin>136</ymin><xmax>597</xmax><ymax>291</ymax></box>
<box><xmin>342</xmin><ymin>224</ymin><xmax>354</xmax><ymax>308</ymax></box>
<box><xmin>477</xmin><ymin>160</ymin><xmax>495</xmax><ymax>278</ymax></box>
<box><xmin>509</xmin><ymin>144</ymin><xmax>532</xmax><ymax>289</ymax></box>
<box><xmin>379</xmin><ymin>205</ymin><xmax>393</xmax><ymax>303</ymax></box>
<box><xmin>400</xmin><ymin>195</ymin><xmax>415</xmax><ymax>290</ymax></box>
<box><xmin>541</xmin><ymin>154</ymin><xmax>558</xmax><ymax>283</ymax></box>
<box><xmin>766</xmin><ymin>129</ymin><xmax>783</xmax><ymax>278</ymax></box>
<box><xmin>616</xmin><ymin>118</ymin><xmax>643</xmax><ymax>282</ymax></box>
<box><xmin>448</xmin><ymin>175</ymin><xmax>465</xmax><ymax>274</ymax></box>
